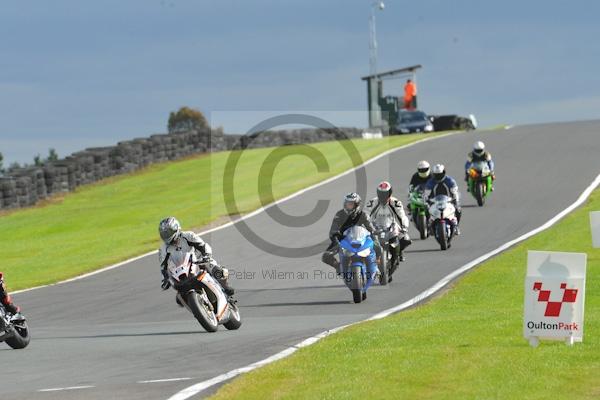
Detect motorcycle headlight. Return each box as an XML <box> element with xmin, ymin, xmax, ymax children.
<box><xmin>425</xmin><ymin>124</ymin><xmax>433</xmax><ymax>132</ymax></box>
<box><xmin>400</xmin><ymin>128</ymin><xmax>409</xmax><ymax>133</ymax></box>
<box><xmin>357</xmin><ymin>248</ymin><xmax>371</xmax><ymax>257</ymax></box>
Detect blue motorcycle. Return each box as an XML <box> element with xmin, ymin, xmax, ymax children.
<box><xmin>338</xmin><ymin>226</ymin><xmax>378</xmax><ymax>303</ymax></box>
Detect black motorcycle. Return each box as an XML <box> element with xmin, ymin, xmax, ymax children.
<box><xmin>372</xmin><ymin>211</ymin><xmax>404</xmax><ymax>285</ymax></box>
<box><xmin>0</xmin><ymin>305</ymin><xmax>30</xmax><ymax>349</ymax></box>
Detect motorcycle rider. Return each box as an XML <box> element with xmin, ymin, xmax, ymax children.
<box><xmin>426</xmin><ymin>164</ymin><xmax>462</xmax><ymax>235</ymax></box>
<box><xmin>366</xmin><ymin>181</ymin><xmax>412</xmax><ymax>265</ymax></box>
<box><xmin>465</xmin><ymin>141</ymin><xmax>495</xmax><ymax>191</ymax></box>
<box><xmin>0</xmin><ymin>272</ymin><xmax>20</xmax><ymax>315</ymax></box>
<box><xmin>408</xmin><ymin>160</ymin><xmax>432</xmax><ymax>194</ymax></box>
<box><xmin>322</xmin><ymin>193</ymin><xmax>381</xmax><ymax>273</ymax></box>
<box><xmin>158</xmin><ymin>217</ymin><xmax>235</xmax><ymax>300</ymax></box>
<box><xmin>408</xmin><ymin>160</ymin><xmax>431</xmax><ymax>217</ymax></box>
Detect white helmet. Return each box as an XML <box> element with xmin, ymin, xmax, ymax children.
<box><xmin>417</xmin><ymin>160</ymin><xmax>430</xmax><ymax>178</ymax></box>
<box><xmin>473</xmin><ymin>141</ymin><xmax>485</xmax><ymax>156</ymax></box>
<box><xmin>432</xmin><ymin>164</ymin><xmax>446</xmax><ymax>182</ymax></box>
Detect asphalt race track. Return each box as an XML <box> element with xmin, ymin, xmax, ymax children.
<box><xmin>4</xmin><ymin>121</ymin><xmax>600</xmax><ymax>400</ymax></box>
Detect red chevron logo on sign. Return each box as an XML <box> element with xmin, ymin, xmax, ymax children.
<box><xmin>532</xmin><ymin>281</ymin><xmax>578</xmax><ymax>317</ymax></box>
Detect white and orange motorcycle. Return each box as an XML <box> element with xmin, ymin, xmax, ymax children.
<box><xmin>166</xmin><ymin>250</ymin><xmax>242</xmax><ymax>333</ymax></box>
<box><xmin>428</xmin><ymin>194</ymin><xmax>458</xmax><ymax>251</ymax></box>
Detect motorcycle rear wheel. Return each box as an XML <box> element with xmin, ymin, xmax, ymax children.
<box><xmin>187</xmin><ymin>291</ymin><xmax>219</xmax><ymax>332</ymax></box>
<box><xmin>223</xmin><ymin>302</ymin><xmax>242</xmax><ymax>330</ymax></box>
<box><xmin>5</xmin><ymin>320</ymin><xmax>30</xmax><ymax>349</ymax></box>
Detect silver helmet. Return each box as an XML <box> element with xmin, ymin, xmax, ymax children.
<box><xmin>343</xmin><ymin>192</ymin><xmax>362</xmax><ymax>217</ymax></box>
<box><xmin>159</xmin><ymin>217</ymin><xmax>181</xmax><ymax>244</ymax></box>
<box><xmin>432</xmin><ymin>164</ymin><xmax>446</xmax><ymax>182</ymax></box>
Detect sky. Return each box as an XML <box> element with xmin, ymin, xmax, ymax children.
<box><xmin>1</xmin><ymin>0</ymin><xmax>599</xmax><ymax>164</ymax></box>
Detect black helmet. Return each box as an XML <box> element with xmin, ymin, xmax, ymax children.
<box><xmin>376</xmin><ymin>181</ymin><xmax>392</xmax><ymax>204</ymax></box>
<box><xmin>159</xmin><ymin>217</ymin><xmax>181</xmax><ymax>244</ymax></box>
<box><xmin>343</xmin><ymin>192</ymin><xmax>362</xmax><ymax>217</ymax></box>
<box><xmin>432</xmin><ymin>164</ymin><xmax>446</xmax><ymax>183</ymax></box>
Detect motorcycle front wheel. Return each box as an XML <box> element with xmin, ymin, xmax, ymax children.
<box><xmin>351</xmin><ymin>266</ymin><xmax>364</xmax><ymax>303</ymax></box>
<box><xmin>437</xmin><ymin>221</ymin><xmax>448</xmax><ymax>250</ymax></box>
<box><xmin>418</xmin><ymin>213</ymin><xmax>428</xmax><ymax>240</ymax></box>
<box><xmin>475</xmin><ymin>181</ymin><xmax>485</xmax><ymax>206</ymax></box>
<box><xmin>187</xmin><ymin>291</ymin><xmax>219</xmax><ymax>332</ymax></box>
<box><xmin>379</xmin><ymin>248</ymin><xmax>389</xmax><ymax>286</ymax></box>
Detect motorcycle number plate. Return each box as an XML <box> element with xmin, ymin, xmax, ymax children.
<box><xmin>172</xmin><ymin>266</ymin><xmax>186</xmax><ymax>276</ymax></box>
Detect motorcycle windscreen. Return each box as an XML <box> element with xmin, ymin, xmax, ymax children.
<box><xmin>167</xmin><ymin>251</ymin><xmax>193</xmax><ymax>279</ymax></box>
<box><xmin>343</xmin><ymin>226</ymin><xmax>370</xmax><ymax>246</ymax></box>
<box><xmin>432</xmin><ymin>194</ymin><xmax>450</xmax><ymax>208</ymax></box>
<box><xmin>472</xmin><ymin>161</ymin><xmax>490</xmax><ymax>175</ymax></box>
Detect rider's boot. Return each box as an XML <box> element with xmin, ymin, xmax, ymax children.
<box><xmin>2</xmin><ymin>296</ymin><xmax>19</xmax><ymax>314</ymax></box>
<box><xmin>175</xmin><ymin>295</ymin><xmax>184</xmax><ymax>307</ymax></box>
<box><xmin>398</xmin><ymin>236</ymin><xmax>412</xmax><ymax>262</ymax></box>
<box><xmin>219</xmin><ymin>279</ymin><xmax>235</xmax><ymax>296</ymax></box>
<box><xmin>213</xmin><ymin>265</ymin><xmax>235</xmax><ymax>296</ymax></box>
<box><xmin>398</xmin><ymin>251</ymin><xmax>406</xmax><ymax>262</ymax></box>
<box><xmin>322</xmin><ymin>251</ymin><xmax>340</xmax><ymax>274</ymax></box>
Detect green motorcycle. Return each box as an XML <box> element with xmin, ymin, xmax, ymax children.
<box><xmin>467</xmin><ymin>161</ymin><xmax>493</xmax><ymax>206</ymax></box>
<box><xmin>409</xmin><ymin>189</ymin><xmax>428</xmax><ymax>240</ymax></box>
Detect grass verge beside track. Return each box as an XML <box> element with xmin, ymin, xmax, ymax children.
<box><xmin>210</xmin><ymin>189</ymin><xmax>600</xmax><ymax>400</ymax></box>
<box><xmin>1</xmin><ymin>132</ymin><xmax>448</xmax><ymax>291</ymax></box>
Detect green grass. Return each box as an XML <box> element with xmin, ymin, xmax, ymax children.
<box><xmin>210</xmin><ymin>188</ymin><xmax>600</xmax><ymax>400</ymax></box>
<box><xmin>1</xmin><ymin>132</ymin><xmax>448</xmax><ymax>291</ymax></box>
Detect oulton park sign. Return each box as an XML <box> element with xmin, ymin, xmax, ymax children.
<box><xmin>524</xmin><ymin>250</ymin><xmax>586</xmax><ymax>347</ymax></box>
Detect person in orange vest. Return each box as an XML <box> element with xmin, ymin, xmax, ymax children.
<box><xmin>404</xmin><ymin>79</ymin><xmax>417</xmax><ymax>109</ymax></box>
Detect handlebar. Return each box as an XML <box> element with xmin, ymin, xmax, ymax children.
<box><xmin>193</xmin><ymin>255</ymin><xmax>212</xmax><ymax>265</ymax></box>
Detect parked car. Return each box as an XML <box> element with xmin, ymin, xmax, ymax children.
<box><xmin>429</xmin><ymin>114</ymin><xmax>477</xmax><ymax>131</ymax></box>
<box><xmin>393</xmin><ymin>110</ymin><xmax>434</xmax><ymax>134</ymax></box>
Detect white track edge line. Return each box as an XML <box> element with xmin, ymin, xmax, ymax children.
<box><xmin>167</xmin><ymin>172</ymin><xmax>600</xmax><ymax>400</ymax></box>
<box><xmin>13</xmin><ymin>130</ymin><xmax>469</xmax><ymax>295</ymax></box>
<box><xmin>138</xmin><ymin>378</ymin><xmax>192</xmax><ymax>384</ymax></box>
<box><xmin>38</xmin><ymin>385</ymin><xmax>95</xmax><ymax>392</ymax></box>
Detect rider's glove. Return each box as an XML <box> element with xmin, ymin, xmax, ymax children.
<box><xmin>330</xmin><ymin>232</ymin><xmax>342</xmax><ymax>243</ymax></box>
<box><xmin>161</xmin><ymin>279</ymin><xmax>171</xmax><ymax>290</ymax></box>
<box><xmin>220</xmin><ymin>267</ymin><xmax>229</xmax><ymax>280</ymax></box>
